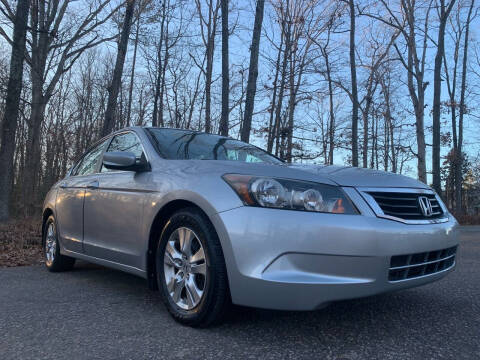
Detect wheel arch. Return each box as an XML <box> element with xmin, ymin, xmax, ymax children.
<box><xmin>146</xmin><ymin>198</ymin><xmax>224</xmax><ymax>291</ymax></box>
<box><xmin>41</xmin><ymin>208</ymin><xmax>54</xmax><ymax>247</ymax></box>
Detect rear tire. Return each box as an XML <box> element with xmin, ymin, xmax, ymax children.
<box><xmin>156</xmin><ymin>207</ymin><xmax>230</xmax><ymax>327</ymax></box>
<box><xmin>43</xmin><ymin>215</ymin><xmax>76</xmax><ymax>272</ymax></box>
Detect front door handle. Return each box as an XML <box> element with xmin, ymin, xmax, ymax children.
<box><xmin>86</xmin><ymin>180</ymin><xmax>99</xmax><ymax>189</ymax></box>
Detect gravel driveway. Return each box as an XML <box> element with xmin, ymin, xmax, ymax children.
<box><xmin>1</xmin><ymin>228</ymin><xmax>479</xmax><ymax>360</ymax></box>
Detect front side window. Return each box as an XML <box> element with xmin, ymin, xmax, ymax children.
<box><xmin>74</xmin><ymin>140</ymin><xmax>109</xmax><ymax>176</ymax></box>
<box><xmin>147</xmin><ymin>128</ymin><xmax>282</xmax><ymax>164</ymax></box>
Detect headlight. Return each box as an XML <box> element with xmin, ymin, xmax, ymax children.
<box><xmin>222</xmin><ymin>174</ymin><xmax>358</xmax><ymax>214</ymax></box>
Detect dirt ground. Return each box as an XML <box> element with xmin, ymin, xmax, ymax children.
<box><xmin>0</xmin><ymin>218</ymin><xmax>43</xmax><ymax>267</ymax></box>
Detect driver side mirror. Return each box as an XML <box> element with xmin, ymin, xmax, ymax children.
<box><xmin>103</xmin><ymin>151</ymin><xmax>150</xmax><ymax>172</ymax></box>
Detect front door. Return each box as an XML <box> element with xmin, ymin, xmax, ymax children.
<box><xmin>83</xmin><ymin>131</ymin><xmax>148</xmax><ymax>269</ymax></box>
<box><xmin>56</xmin><ymin>139</ymin><xmax>109</xmax><ymax>253</ymax></box>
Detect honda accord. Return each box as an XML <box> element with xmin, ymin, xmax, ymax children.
<box><xmin>42</xmin><ymin>127</ymin><xmax>459</xmax><ymax>327</ymax></box>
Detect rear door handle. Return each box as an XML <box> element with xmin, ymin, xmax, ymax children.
<box><xmin>86</xmin><ymin>180</ymin><xmax>99</xmax><ymax>189</ymax></box>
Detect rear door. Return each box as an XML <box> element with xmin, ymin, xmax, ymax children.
<box><xmin>56</xmin><ymin>139</ymin><xmax>110</xmax><ymax>253</ymax></box>
<box><xmin>83</xmin><ymin>131</ymin><xmax>149</xmax><ymax>269</ymax></box>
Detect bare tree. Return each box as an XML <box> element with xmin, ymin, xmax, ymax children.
<box><xmin>0</xmin><ymin>0</ymin><xmax>479</xmax><ymax>220</ymax></box>
<box><xmin>443</xmin><ymin>1</ymin><xmax>462</xmax><ymax>179</ymax></box>
<box><xmin>266</xmin><ymin>17</ymin><xmax>285</xmax><ymax>153</ymax></box>
<box><xmin>356</xmin><ymin>28</ymin><xmax>399</xmax><ymax>168</ymax></box>
<box><xmin>312</xmin><ymin>7</ymin><xmax>344</xmax><ymax>165</ymax></box>
<box><xmin>241</xmin><ymin>0</ymin><xmax>266</xmax><ymax>143</ymax></box>
<box><xmin>273</xmin><ymin>1</ymin><xmax>291</xmax><ymax>157</ymax></box>
<box><xmin>284</xmin><ymin>1</ymin><xmax>324</xmax><ymax>162</ymax></box>
<box><xmin>0</xmin><ymin>0</ymin><xmax>30</xmax><ymax>221</ymax></box>
<box><xmin>150</xmin><ymin>1</ymin><xmax>167</xmax><ymax>127</ymax></box>
<box><xmin>347</xmin><ymin>0</ymin><xmax>359</xmax><ymax>167</ymax></box>
<box><xmin>379</xmin><ymin>66</ymin><xmax>397</xmax><ymax>172</ymax></box>
<box><xmin>127</xmin><ymin>2</ymin><xmax>147</xmax><ymax>126</ymax></box>
<box><xmin>195</xmin><ymin>0</ymin><xmax>221</xmax><ymax>133</ymax></box>
<box><xmin>7</xmin><ymin>0</ymin><xmax>122</xmax><ymax>215</ymax></box>
<box><xmin>360</xmin><ymin>0</ymin><xmax>433</xmax><ymax>183</ymax></box>
<box><xmin>442</xmin><ymin>0</ymin><xmax>470</xmax><ymax>210</ymax></box>
<box><xmin>456</xmin><ymin>0</ymin><xmax>475</xmax><ymax>211</ymax></box>
<box><xmin>323</xmin><ymin>19</ymin><xmax>336</xmax><ymax>165</ymax></box>
<box><xmin>103</xmin><ymin>0</ymin><xmax>136</xmax><ymax>136</ymax></box>
<box><xmin>219</xmin><ymin>0</ymin><xmax>229</xmax><ymax>136</ymax></box>
<box><xmin>432</xmin><ymin>0</ymin><xmax>456</xmax><ymax>194</ymax></box>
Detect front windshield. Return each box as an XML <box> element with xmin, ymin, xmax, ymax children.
<box><xmin>147</xmin><ymin>128</ymin><xmax>282</xmax><ymax>164</ymax></box>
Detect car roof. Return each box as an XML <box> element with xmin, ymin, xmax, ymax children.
<box><xmin>142</xmin><ymin>126</ymin><xmax>227</xmax><ymax>138</ymax></box>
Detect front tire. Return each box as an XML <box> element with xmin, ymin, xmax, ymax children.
<box><xmin>156</xmin><ymin>208</ymin><xmax>230</xmax><ymax>327</ymax></box>
<box><xmin>43</xmin><ymin>215</ymin><xmax>75</xmax><ymax>272</ymax></box>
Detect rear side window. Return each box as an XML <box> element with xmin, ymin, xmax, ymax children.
<box><xmin>74</xmin><ymin>140</ymin><xmax>109</xmax><ymax>176</ymax></box>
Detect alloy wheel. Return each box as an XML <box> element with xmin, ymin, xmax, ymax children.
<box><xmin>45</xmin><ymin>223</ymin><xmax>56</xmax><ymax>266</ymax></box>
<box><xmin>163</xmin><ymin>227</ymin><xmax>207</xmax><ymax>310</ymax></box>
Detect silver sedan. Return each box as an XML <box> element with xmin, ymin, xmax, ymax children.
<box><xmin>42</xmin><ymin>127</ymin><xmax>459</xmax><ymax>327</ymax></box>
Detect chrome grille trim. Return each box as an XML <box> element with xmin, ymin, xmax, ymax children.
<box><xmin>356</xmin><ymin>187</ymin><xmax>450</xmax><ymax>224</ymax></box>
<box><xmin>388</xmin><ymin>263</ymin><xmax>455</xmax><ymax>283</ymax></box>
<box><xmin>389</xmin><ymin>254</ymin><xmax>455</xmax><ymax>270</ymax></box>
<box><xmin>369</xmin><ymin>192</ymin><xmax>443</xmax><ymax>218</ymax></box>
<box><xmin>388</xmin><ymin>246</ymin><xmax>457</xmax><ymax>282</ymax></box>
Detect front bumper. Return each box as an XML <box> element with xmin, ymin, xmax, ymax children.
<box><xmin>210</xmin><ymin>201</ymin><xmax>459</xmax><ymax>310</ymax></box>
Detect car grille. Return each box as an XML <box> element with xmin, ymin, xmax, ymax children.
<box><xmin>388</xmin><ymin>246</ymin><xmax>457</xmax><ymax>281</ymax></box>
<box><xmin>368</xmin><ymin>192</ymin><xmax>444</xmax><ymax>220</ymax></box>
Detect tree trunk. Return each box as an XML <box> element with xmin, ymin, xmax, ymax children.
<box><xmin>219</xmin><ymin>0</ymin><xmax>229</xmax><ymax>136</ymax></box>
<box><xmin>205</xmin><ymin>44</ymin><xmax>214</xmax><ymax>133</ymax></box>
<box><xmin>241</xmin><ymin>0</ymin><xmax>265</xmax><ymax>143</ymax></box>
<box><xmin>152</xmin><ymin>0</ymin><xmax>167</xmax><ymax>127</ymax></box>
<box><xmin>266</xmin><ymin>31</ymin><xmax>284</xmax><ymax>153</ymax></box>
<box><xmin>159</xmin><ymin>27</ymin><xmax>170</xmax><ymax>128</ymax></box>
<box><xmin>384</xmin><ymin>114</ymin><xmax>389</xmax><ymax>172</ymax></box>
<box><xmin>362</xmin><ymin>77</ymin><xmax>374</xmax><ymax>168</ymax></box>
<box><xmin>432</xmin><ymin>0</ymin><xmax>456</xmax><ymax>194</ymax></box>
<box><xmin>102</xmin><ymin>0</ymin><xmax>136</xmax><ymax>137</ymax></box>
<box><xmin>0</xmin><ymin>0</ymin><xmax>31</xmax><ymax>221</ymax></box>
<box><xmin>404</xmin><ymin>10</ymin><xmax>428</xmax><ymax>184</ymax></box>
<box><xmin>415</xmin><ymin>91</ymin><xmax>427</xmax><ymax>183</ymax></box>
<box><xmin>24</xmin><ymin>36</ymin><xmax>49</xmax><ymax>216</ymax></box>
<box><xmin>204</xmin><ymin>3</ymin><xmax>219</xmax><ymax>134</ymax></box>
<box><xmin>319</xmin><ymin>21</ymin><xmax>335</xmax><ymax>165</ymax></box>
<box><xmin>286</xmin><ymin>50</ymin><xmax>295</xmax><ymax>162</ymax></box>
<box><xmin>127</xmin><ymin>15</ymin><xmax>141</xmax><ymax>127</ymax></box>
<box><xmin>456</xmin><ymin>0</ymin><xmax>474</xmax><ymax>213</ymax></box>
<box><xmin>381</xmin><ymin>77</ymin><xmax>396</xmax><ymax>173</ymax></box>
<box><xmin>274</xmin><ymin>18</ymin><xmax>291</xmax><ymax>156</ymax></box>
<box><xmin>442</xmin><ymin>22</ymin><xmax>460</xmax><ymax>203</ymax></box>
<box><xmin>326</xmin><ymin>51</ymin><xmax>335</xmax><ymax>165</ymax></box>
<box><xmin>348</xmin><ymin>0</ymin><xmax>359</xmax><ymax>167</ymax></box>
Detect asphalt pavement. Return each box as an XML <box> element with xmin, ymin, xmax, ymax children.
<box><xmin>0</xmin><ymin>228</ymin><xmax>479</xmax><ymax>360</ymax></box>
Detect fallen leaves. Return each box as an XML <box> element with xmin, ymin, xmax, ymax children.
<box><xmin>0</xmin><ymin>218</ymin><xmax>43</xmax><ymax>267</ymax></box>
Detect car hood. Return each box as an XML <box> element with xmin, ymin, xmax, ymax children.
<box><xmin>173</xmin><ymin>160</ymin><xmax>429</xmax><ymax>189</ymax></box>
<box><xmin>287</xmin><ymin>164</ymin><xmax>430</xmax><ymax>189</ymax></box>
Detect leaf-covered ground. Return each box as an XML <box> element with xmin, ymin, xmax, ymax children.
<box><xmin>0</xmin><ymin>219</ymin><xmax>43</xmax><ymax>267</ymax></box>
